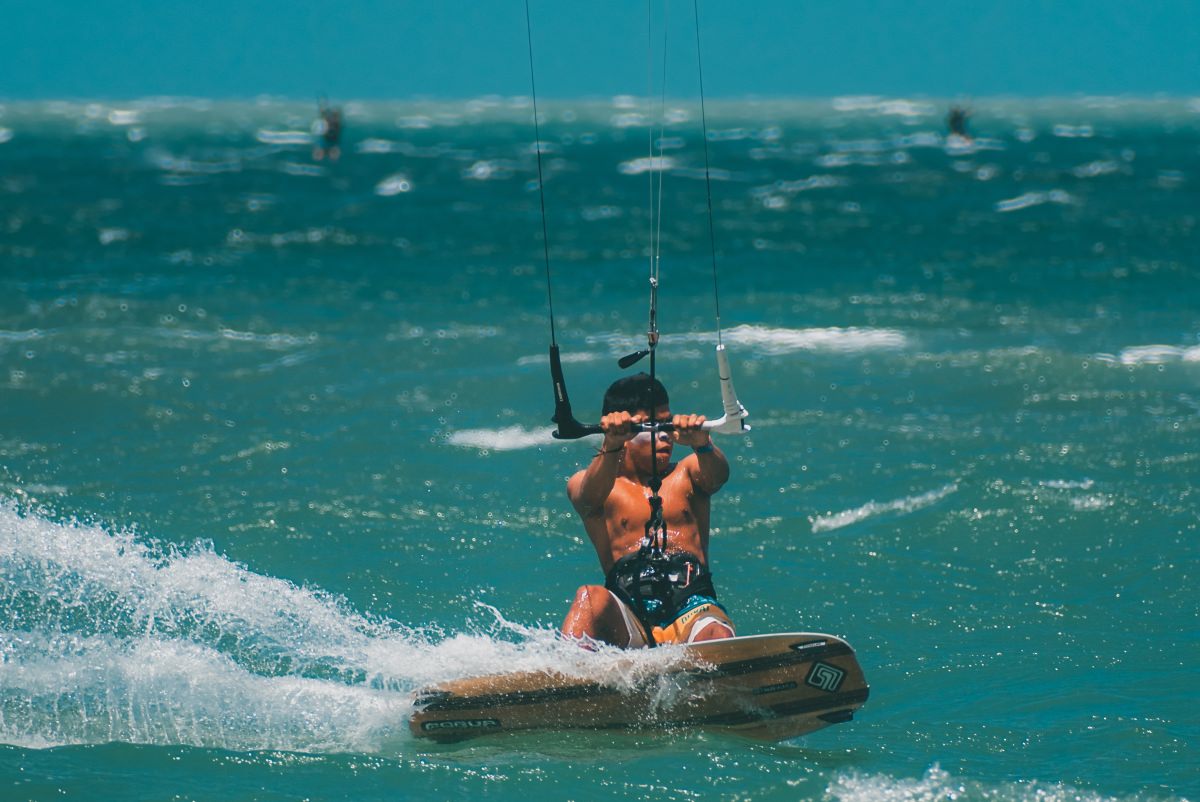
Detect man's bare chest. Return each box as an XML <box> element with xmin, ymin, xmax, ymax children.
<box><xmin>606</xmin><ymin>476</ymin><xmax>696</xmax><ymax>529</ymax></box>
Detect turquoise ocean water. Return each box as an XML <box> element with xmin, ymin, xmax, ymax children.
<box><xmin>0</xmin><ymin>97</ymin><xmax>1196</xmax><ymax>800</ymax></box>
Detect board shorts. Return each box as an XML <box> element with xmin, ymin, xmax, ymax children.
<box><xmin>609</xmin><ymin>590</ymin><xmax>735</xmax><ymax>647</ymax></box>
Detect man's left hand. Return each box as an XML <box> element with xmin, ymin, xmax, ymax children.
<box><xmin>672</xmin><ymin>414</ymin><xmax>711</xmax><ymax>448</ymax></box>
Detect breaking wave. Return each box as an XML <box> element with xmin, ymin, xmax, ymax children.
<box><xmin>827</xmin><ymin>765</ymin><xmax>1174</xmax><ymax>802</ymax></box>
<box><xmin>811</xmin><ymin>484</ymin><xmax>957</xmax><ymax>533</ymax></box>
<box><xmin>0</xmin><ymin>504</ymin><xmax>684</xmax><ymax>753</ymax></box>
<box><xmin>1094</xmin><ymin>345</ymin><xmax>1200</xmax><ymax>365</ymax></box>
<box><xmin>447</xmin><ymin>425</ymin><xmax>555</xmax><ymax>451</ymax></box>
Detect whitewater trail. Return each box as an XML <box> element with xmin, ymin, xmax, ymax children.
<box><xmin>0</xmin><ymin>504</ymin><xmax>684</xmax><ymax>753</ymax></box>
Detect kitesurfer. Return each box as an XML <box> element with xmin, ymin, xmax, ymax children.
<box><xmin>561</xmin><ymin>373</ymin><xmax>735</xmax><ymax>648</ymax></box>
<box><xmin>313</xmin><ymin>102</ymin><xmax>343</xmax><ymax>161</ymax></box>
<box><xmin>947</xmin><ymin>104</ymin><xmax>971</xmax><ymax>141</ymax></box>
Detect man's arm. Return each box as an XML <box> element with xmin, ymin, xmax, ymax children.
<box><xmin>674</xmin><ymin>414</ymin><xmax>730</xmax><ymax>496</ymax></box>
<box><xmin>566</xmin><ymin>411</ymin><xmax>640</xmax><ymax>518</ymax></box>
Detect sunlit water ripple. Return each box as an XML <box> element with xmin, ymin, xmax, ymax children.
<box><xmin>1</xmin><ymin>96</ymin><xmax>1196</xmax><ymax>801</ymax></box>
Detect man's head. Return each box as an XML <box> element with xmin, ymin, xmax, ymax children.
<box><xmin>602</xmin><ymin>373</ymin><xmax>669</xmax><ymax>416</ymax></box>
<box><xmin>603</xmin><ymin>373</ymin><xmax>672</xmax><ymax>471</ymax></box>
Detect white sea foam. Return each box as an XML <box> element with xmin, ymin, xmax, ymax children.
<box><xmin>255</xmin><ymin>129</ymin><xmax>313</xmax><ymax>145</ymax></box>
<box><xmin>995</xmin><ymin>190</ymin><xmax>1074</xmax><ymax>213</ymax></box>
<box><xmin>137</xmin><ymin>325</ymin><xmax>314</xmax><ymax>349</ymax></box>
<box><xmin>618</xmin><ymin>156</ymin><xmax>676</xmax><ymax>175</ymax></box>
<box><xmin>1095</xmin><ymin>345</ymin><xmax>1200</xmax><ymax>365</ymax></box>
<box><xmin>832</xmin><ymin>95</ymin><xmax>884</xmax><ymax>112</ymax></box>
<box><xmin>944</xmin><ymin>133</ymin><xmax>974</xmax><ymax>155</ymax></box>
<box><xmin>356</xmin><ymin>137</ymin><xmax>402</xmax><ymax>154</ymax></box>
<box><xmin>890</xmin><ymin>131</ymin><xmax>942</xmax><ymax>149</ymax></box>
<box><xmin>610</xmin><ymin>112</ymin><xmax>648</xmax><ymax>128</ymax></box>
<box><xmin>375</xmin><ymin>173</ymin><xmax>413</xmax><ymax>196</ymax></box>
<box><xmin>720</xmin><ymin>324</ymin><xmax>909</xmax><ymax>355</ymax></box>
<box><xmin>395</xmin><ymin>115</ymin><xmax>432</xmax><ymax>129</ymax></box>
<box><xmin>750</xmin><ymin>175</ymin><xmax>844</xmax><ymax>200</ymax></box>
<box><xmin>107</xmin><ymin>109</ymin><xmax>142</xmax><ymax>126</ymax></box>
<box><xmin>1035</xmin><ymin>479</ymin><xmax>1111</xmax><ymax>512</ymax></box>
<box><xmin>148</xmin><ymin>149</ymin><xmax>242</xmax><ymax>175</ymax></box>
<box><xmin>1038</xmin><ymin>479</ymin><xmax>1095</xmax><ymax>490</ymax></box>
<box><xmin>811</xmin><ymin>484</ymin><xmax>957</xmax><ymax>533</ymax></box>
<box><xmin>462</xmin><ymin>159</ymin><xmax>515</xmax><ymax>181</ymax></box>
<box><xmin>0</xmin><ymin>504</ymin><xmax>402</xmax><ymax>750</ymax></box>
<box><xmin>515</xmin><ymin>350</ymin><xmax>602</xmax><ymax>366</ymax></box>
<box><xmin>1052</xmin><ymin>123</ymin><xmax>1095</xmax><ymax>138</ymax></box>
<box><xmin>280</xmin><ymin>162</ymin><xmax>325</xmax><ymax>177</ymax></box>
<box><xmin>217</xmin><ymin>327</ymin><xmax>315</xmax><ymax>348</ymax></box>
<box><xmin>0</xmin><ymin>630</ymin><xmax>411</xmax><ymax>752</ymax></box>
<box><xmin>831</xmin><ymin>96</ymin><xmax>935</xmax><ymax>117</ymax></box>
<box><xmin>1073</xmin><ymin>159</ymin><xmax>1121</xmax><ymax>178</ymax></box>
<box><xmin>387</xmin><ymin>324</ymin><xmax>499</xmax><ymax>341</ymax></box>
<box><xmin>816</xmin><ymin>153</ymin><xmax>854</xmax><ymax>168</ymax></box>
<box><xmin>827</xmin><ymin>764</ymin><xmax>1135</xmax><ymax>802</ymax></box>
<box><xmin>706</xmin><ymin>128</ymin><xmax>750</xmax><ymax>142</ymax></box>
<box><xmin>574</xmin><ymin>325</ymin><xmax>907</xmax><ymax>358</ymax></box>
<box><xmin>98</xmin><ymin>227</ymin><xmax>130</xmax><ymax>245</ymax></box>
<box><xmin>447</xmin><ymin>425</ymin><xmax>554</xmax><ymax>451</ymax></box>
<box><xmin>0</xmin><ymin>329</ymin><xmax>44</xmax><ymax>342</ymax></box>
<box><xmin>1157</xmin><ymin>169</ymin><xmax>1185</xmax><ymax>188</ymax></box>
<box><xmin>1069</xmin><ymin>495</ymin><xmax>1112</xmax><ymax>511</ymax></box>
<box><xmin>0</xmin><ymin>504</ymin><xmax>685</xmax><ymax>752</ymax></box>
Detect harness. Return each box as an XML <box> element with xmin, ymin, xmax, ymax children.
<box><xmin>604</xmin><ymin>551</ymin><xmax>717</xmax><ymax>639</ymax></box>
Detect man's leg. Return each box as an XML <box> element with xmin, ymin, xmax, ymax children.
<box><xmin>685</xmin><ymin>610</ymin><xmax>735</xmax><ymax>643</ymax></box>
<box><xmin>561</xmin><ymin>585</ymin><xmax>644</xmax><ymax>648</ymax></box>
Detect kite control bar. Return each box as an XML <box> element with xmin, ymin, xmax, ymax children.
<box><xmin>549</xmin><ymin>343</ymin><xmax>750</xmax><ymax>440</ymax></box>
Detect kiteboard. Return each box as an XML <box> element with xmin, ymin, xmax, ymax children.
<box><xmin>410</xmin><ymin>632</ymin><xmax>869</xmax><ymax>742</ymax></box>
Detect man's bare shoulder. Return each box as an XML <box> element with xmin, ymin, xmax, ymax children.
<box><xmin>675</xmin><ymin>453</ymin><xmax>724</xmax><ymax>497</ymax></box>
<box><xmin>566</xmin><ymin>468</ymin><xmax>587</xmax><ymax>501</ymax></box>
<box><xmin>566</xmin><ymin>466</ymin><xmax>587</xmax><ymax>485</ymax></box>
<box><xmin>567</xmin><ymin>468</ymin><xmax>614</xmax><ymax>518</ymax></box>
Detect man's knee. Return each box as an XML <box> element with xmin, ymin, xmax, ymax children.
<box><xmin>569</xmin><ymin>585</ymin><xmax>625</xmax><ymax>625</ymax></box>
<box><xmin>571</xmin><ymin>584</ymin><xmax>610</xmax><ymax>609</ymax></box>
<box><xmin>689</xmin><ymin>618</ymin><xmax>735</xmax><ymax>643</ymax></box>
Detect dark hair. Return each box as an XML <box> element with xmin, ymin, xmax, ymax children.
<box><xmin>602</xmin><ymin>373</ymin><xmax>669</xmax><ymax>415</ymax></box>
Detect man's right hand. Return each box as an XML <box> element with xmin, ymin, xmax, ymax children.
<box><xmin>599</xmin><ymin>410</ymin><xmax>644</xmax><ymax>451</ymax></box>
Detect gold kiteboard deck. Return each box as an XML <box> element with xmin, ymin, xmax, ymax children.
<box><xmin>410</xmin><ymin>632</ymin><xmax>869</xmax><ymax>742</ymax></box>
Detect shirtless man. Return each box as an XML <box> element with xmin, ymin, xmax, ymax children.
<box><xmin>313</xmin><ymin>103</ymin><xmax>342</xmax><ymax>162</ymax></box>
<box><xmin>561</xmin><ymin>373</ymin><xmax>735</xmax><ymax>648</ymax></box>
<box><xmin>947</xmin><ymin>105</ymin><xmax>971</xmax><ymax>141</ymax></box>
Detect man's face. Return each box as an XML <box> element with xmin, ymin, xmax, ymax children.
<box><xmin>626</xmin><ymin>405</ymin><xmax>672</xmax><ymax>469</ymax></box>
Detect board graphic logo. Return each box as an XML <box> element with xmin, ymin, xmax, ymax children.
<box><xmin>422</xmin><ymin>719</ymin><xmax>501</xmax><ymax>731</ymax></box>
<box><xmin>805</xmin><ymin>661</ymin><xmax>846</xmax><ymax>692</ymax></box>
<box><xmin>752</xmin><ymin>681</ymin><xmax>798</xmax><ymax>696</ymax></box>
<box><xmin>788</xmin><ymin>640</ymin><xmax>826</xmax><ymax>652</ymax></box>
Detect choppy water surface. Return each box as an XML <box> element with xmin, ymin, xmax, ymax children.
<box><xmin>1</xmin><ymin>97</ymin><xmax>1197</xmax><ymax>801</ymax></box>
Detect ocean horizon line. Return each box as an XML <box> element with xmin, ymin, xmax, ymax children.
<box><xmin>3</xmin><ymin>92</ymin><xmax>1198</xmax><ymax>106</ymax></box>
